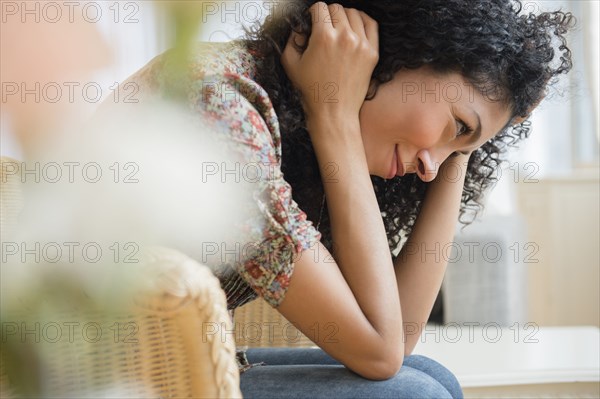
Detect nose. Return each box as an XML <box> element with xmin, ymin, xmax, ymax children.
<box><xmin>415</xmin><ymin>149</ymin><xmax>438</xmax><ymax>182</ymax></box>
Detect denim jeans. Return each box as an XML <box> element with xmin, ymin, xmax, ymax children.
<box><xmin>240</xmin><ymin>347</ymin><xmax>464</xmax><ymax>399</ymax></box>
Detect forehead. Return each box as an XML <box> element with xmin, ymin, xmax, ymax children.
<box><xmin>390</xmin><ymin>66</ymin><xmax>513</xmax><ymax>141</ymax></box>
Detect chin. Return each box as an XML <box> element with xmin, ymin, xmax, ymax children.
<box><xmin>371</xmin><ymin>171</ymin><xmax>388</xmax><ymax>179</ymax></box>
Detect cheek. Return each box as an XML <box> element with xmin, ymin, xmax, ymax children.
<box><xmin>359</xmin><ymin>89</ymin><xmax>447</xmax><ymax>150</ymax></box>
<box><xmin>359</xmin><ymin>95</ymin><xmax>387</xmax><ymax>135</ymax></box>
<box><xmin>399</xmin><ymin>104</ymin><xmax>445</xmax><ymax>149</ymax></box>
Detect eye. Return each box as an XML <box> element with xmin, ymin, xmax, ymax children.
<box><xmin>455</xmin><ymin>118</ymin><xmax>473</xmax><ymax>138</ymax></box>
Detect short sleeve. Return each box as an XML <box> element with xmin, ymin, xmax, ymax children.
<box><xmin>190</xmin><ymin>69</ymin><xmax>322</xmax><ymax>308</ymax></box>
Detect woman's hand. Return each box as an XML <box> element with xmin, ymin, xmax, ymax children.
<box><xmin>281</xmin><ymin>2</ymin><xmax>379</xmax><ymax>132</ymax></box>
<box><xmin>433</xmin><ymin>152</ymin><xmax>472</xmax><ymax>184</ymax></box>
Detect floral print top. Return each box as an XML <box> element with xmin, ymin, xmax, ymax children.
<box><xmin>119</xmin><ymin>40</ymin><xmax>322</xmax><ymax>371</ymax></box>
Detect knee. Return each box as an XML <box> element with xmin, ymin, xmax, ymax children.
<box><xmin>403</xmin><ymin>355</ymin><xmax>463</xmax><ymax>399</ymax></box>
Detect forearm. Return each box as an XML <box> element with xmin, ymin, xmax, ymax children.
<box><xmin>394</xmin><ymin>154</ymin><xmax>469</xmax><ymax>355</ymax></box>
<box><xmin>308</xmin><ymin>117</ymin><xmax>402</xmax><ymax>346</ymax></box>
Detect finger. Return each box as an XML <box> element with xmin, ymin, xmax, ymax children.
<box><xmin>309</xmin><ymin>2</ymin><xmax>331</xmax><ymax>34</ymax></box>
<box><xmin>360</xmin><ymin>11</ymin><xmax>379</xmax><ymax>50</ymax></box>
<box><xmin>345</xmin><ymin>8</ymin><xmax>366</xmax><ymax>39</ymax></box>
<box><xmin>327</xmin><ymin>3</ymin><xmax>349</xmax><ymax>29</ymax></box>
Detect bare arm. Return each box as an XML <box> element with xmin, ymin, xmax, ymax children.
<box><xmin>278</xmin><ymin>116</ymin><xmax>403</xmax><ymax>380</ymax></box>
<box><xmin>394</xmin><ymin>153</ymin><xmax>470</xmax><ymax>355</ymax></box>
<box><xmin>276</xmin><ymin>3</ymin><xmax>403</xmax><ymax>380</ymax></box>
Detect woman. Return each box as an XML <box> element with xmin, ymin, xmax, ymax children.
<box><xmin>119</xmin><ymin>1</ymin><xmax>574</xmax><ymax>397</ymax></box>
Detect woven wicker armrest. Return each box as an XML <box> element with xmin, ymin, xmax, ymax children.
<box><xmin>130</xmin><ymin>246</ymin><xmax>242</xmax><ymax>398</ymax></box>
<box><xmin>0</xmin><ymin>157</ymin><xmax>242</xmax><ymax>398</ymax></box>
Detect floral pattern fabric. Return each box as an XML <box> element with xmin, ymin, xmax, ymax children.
<box><xmin>121</xmin><ymin>40</ymin><xmax>322</xmax><ymax>310</ymax></box>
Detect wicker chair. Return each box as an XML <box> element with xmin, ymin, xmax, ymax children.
<box><xmin>0</xmin><ymin>157</ymin><xmax>241</xmax><ymax>398</ymax></box>
<box><xmin>233</xmin><ymin>299</ymin><xmax>315</xmax><ymax>349</ymax></box>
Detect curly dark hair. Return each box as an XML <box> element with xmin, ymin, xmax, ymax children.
<box><xmin>242</xmin><ymin>0</ymin><xmax>574</xmax><ymax>255</ymax></box>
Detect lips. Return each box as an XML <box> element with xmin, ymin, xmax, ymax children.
<box><xmin>395</xmin><ymin>146</ymin><xmax>404</xmax><ymax>177</ymax></box>
<box><xmin>387</xmin><ymin>145</ymin><xmax>405</xmax><ymax>179</ymax></box>
<box><xmin>388</xmin><ymin>147</ymin><xmax>398</xmax><ymax>179</ymax></box>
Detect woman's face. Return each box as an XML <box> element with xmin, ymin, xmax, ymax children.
<box><xmin>359</xmin><ymin>67</ymin><xmax>513</xmax><ymax>182</ymax></box>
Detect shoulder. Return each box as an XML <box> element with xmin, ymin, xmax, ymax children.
<box><xmin>185</xmin><ymin>40</ymin><xmax>283</xmax><ymax>164</ymax></box>
<box><xmin>121</xmin><ymin>40</ymin><xmax>282</xmax><ymax>163</ymax></box>
<box><xmin>106</xmin><ymin>41</ymin><xmax>322</xmax><ymax>309</ymax></box>
<box><xmin>188</xmin><ymin>40</ymin><xmax>258</xmax><ymax>80</ymax></box>
<box><xmin>116</xmin><ymin>40</ymin><xmax>257</xmax><ymax>101</ymax></box>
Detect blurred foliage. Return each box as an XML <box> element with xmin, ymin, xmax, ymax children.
<box><xmin>1</xmin><ymin>2</ymin><xmax>214</xmax><ymax>396</ymax></box>
<box><xmin>155</xmin><ymin>1</ymin><xmax>214</xmax><ymax>100</ymax></box>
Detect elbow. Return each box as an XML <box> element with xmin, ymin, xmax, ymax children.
<box><xmin>354</xmin><ymin>349</ymin><xmax>404</xmax><ymax>381</ymax></box>
<box><xmin>365</xmin><ymin>354</ymin><xmax>404</xmax><ymax>381</ymax></box>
